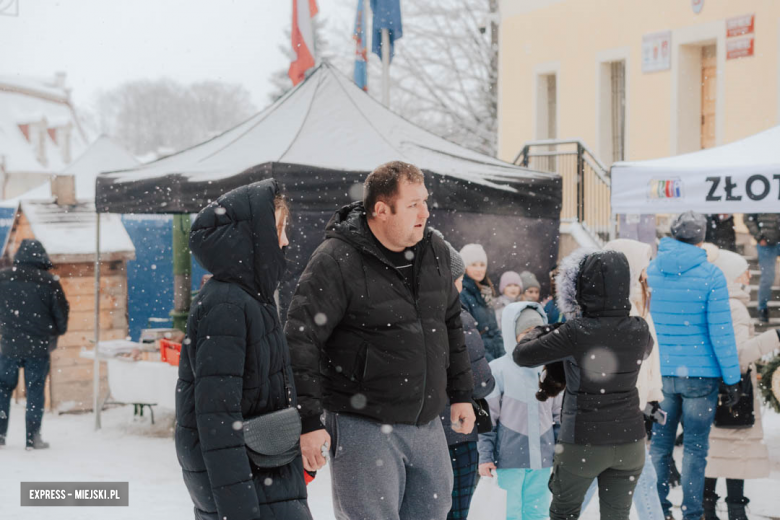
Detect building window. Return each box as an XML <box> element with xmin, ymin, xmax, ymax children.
<box><xmin>599</xmin><ymin>60</ymin><xmax>626</xmax><ymax>165</ymax></box>
<box><xmin>536</xmin><ymin>73</ymin><xmax>557</xmax><ymax>171</ymax></box>
<box><xmin>610</xmin><ymin>61</ymin><xmax>626</xmax><ymax>162</ymax></box>
<box><xmin>536</xmin><ymin>73</ymin><xmax>557</xmax><ymax>140</ymax></box>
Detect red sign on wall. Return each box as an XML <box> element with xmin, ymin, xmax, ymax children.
<box><xmin>726</xmin><ymin>37</ymin><xmax>755</xmax><ymax>60</ymax></box>
<box><xmin>726</xmin><ymin>14</ymin><xmax>755</xmax><ymax>38</ymax></box>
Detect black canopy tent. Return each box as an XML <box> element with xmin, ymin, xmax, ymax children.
<box><xmin>95</xmin><ymin>61</ymin><xmax>560</xmax><ymax>268</ymax></box>
<box><xmin>90</xmin><ymin>64</ymin><xmax>561</xmax><ymax>426</ymax></box>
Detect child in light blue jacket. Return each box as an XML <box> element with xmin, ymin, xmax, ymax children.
<box><xmin>478</xmin><ymin>301</ymin><xmax>561</xmax><ymax>520</ymax></box>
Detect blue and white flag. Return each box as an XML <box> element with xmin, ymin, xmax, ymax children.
<box><xmin>353</xmin><ymin>0</ymin><xmax>368</xmax><ymax>91</ymax></box>
<box><xmin>370</xmin><ymin>0</ymin><xmax>402</xmax><ymax>62</ymax></box>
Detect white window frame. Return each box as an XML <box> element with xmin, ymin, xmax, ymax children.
<box><xmin>670</xmin><ymin>20</ymin><xmax>726</xmax><ymax>155</ymax></box>
<box><xmin>595</xmin><ymin>47</ymin><xmax>631</xmax><ymax>165</ymax></box>
<box><xmin>533</xmin><ymin>61</ymin><xmax>560</xmax><ymax>141</ymax></box>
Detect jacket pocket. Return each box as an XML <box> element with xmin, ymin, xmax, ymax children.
<box><xmin>350</xmin><ymin>342</ymin><xmax>369</xmax><ymax>383</ymax></box>
<box><xmin>325</xmin><ymin>411</ymin><xmax>342</xmax><ymax>460</ymax></box>
<box><xmin>682</xmin><ymin>377</ymin><xmax>720</xmax><ymax>399</ymax></box>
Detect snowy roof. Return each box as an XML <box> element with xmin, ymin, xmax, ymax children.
<box><xmin>0</xmin><ymin>136</ymin><xmax>139</xmax><ymax>207</ymax></box>
<box><xmin>0</xmin><ymin>75</ymin><xmax>89</xmax><ymax>175</ymax></box>
<box><xmin>16</xmin><ymin>200</ymin><xmax>135</xmax><ymax>262</ymax></box>
<box><xmin>97</xmin><ymin>62</ymin><xmax>560</xmax><ymax>215</ymax></box>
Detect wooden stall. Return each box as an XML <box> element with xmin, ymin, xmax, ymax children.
<box><xmin>1</xmin><ymin>193</ymin><xmax>135</xmax><ymax>411</ymax></box>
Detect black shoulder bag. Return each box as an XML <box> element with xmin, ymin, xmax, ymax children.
<box><xmin>713</xmin><ymin>368</ymin><xmax>755</xmax><ymax>429</ymax></box>
<box><xmin>243</xmin><ymin>367</ymin><xmax>302</xmax><ymax>468</ymax></box>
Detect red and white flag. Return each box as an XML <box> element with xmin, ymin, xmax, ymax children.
<box><xmin>289</xmin><ymin>0</ymin><xmax>319</xmax><ymax>86</ymax></box>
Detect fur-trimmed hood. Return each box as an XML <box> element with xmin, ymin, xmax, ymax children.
<box><xmin>556</xmin><ymin>248</ymin><xmax>632</xmax><ymax>319</ymax></box>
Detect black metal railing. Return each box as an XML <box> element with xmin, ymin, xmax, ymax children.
<box><xmin>515</xmin><ymin>139</ymin><xmax>614</xmax><ymax>245</ymax></box>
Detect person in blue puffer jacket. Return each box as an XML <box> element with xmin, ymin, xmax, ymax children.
<box><xmin>647</xmin><ymin>211</ymin><xmax>742</xmax><ymax>520</ymax></box>
<box><xmin>477</xmin><ymin>301</ymin><xmax>561</xmax><ymax>520</ymax></box>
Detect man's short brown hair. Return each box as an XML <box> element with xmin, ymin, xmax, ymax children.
<box><xmin>363</xmin><ymin>161</ymin><xmax>425</xmax><ymax>218</ymax></box>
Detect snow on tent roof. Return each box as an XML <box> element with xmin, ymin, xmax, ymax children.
<box><xmin>18</xmin><ymin>200</ymin><xmax>135</xmax><ymax>262</ymax></box>
<box><xmin>96</xmin><ymin>62</ymin><xmax>560</xmax><ymax>217</ymax></box>
<box><xmin>613</xmin><ymin>125</ymin><xmax>780</xmax><ymax>171</ymax></box>
<box><xmin>0</xmin><ymin>136</ymin><xmax>140</xmax><ymax>207</ymax></box>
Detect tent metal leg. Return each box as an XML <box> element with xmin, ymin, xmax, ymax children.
<box><xmin>93</xmin><ymin>212</ymin><xmax>101</xmax><ymax>430</ymax></box>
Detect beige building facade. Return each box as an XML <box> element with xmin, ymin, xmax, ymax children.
<box><xmin>497</xmin><ymin>0</ymin><xmax>780</xmax><ymax>166</ymax></box>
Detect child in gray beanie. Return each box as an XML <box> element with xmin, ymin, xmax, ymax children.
<box><xmin>519</xmin><ymin>271</ymin><xmax>541</xmax><ymax>302</ymax></box>
<box><xmin>494</xmin><ymin>271</ymin><xmax>523</xmax><ymax>327</ymax></box>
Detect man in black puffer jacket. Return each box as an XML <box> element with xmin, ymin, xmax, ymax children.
<box><xmin>286</xmin><ymin>161</ymin><xmax>475</xmax><ymax>520</ymax></box>
<box><xmin>513</xmin><ymin>249</ymin><xmax>654</xmax><ymax>520</ymax></box>
<box><xmin>0</xmin><ymin>239</ymin><xmax>69</xmax><ymax>450</ymax></box>
<box><xmin>175</xmin><ymin>180</ymin><xmax>312</xmax><ymax>520</ymax></box>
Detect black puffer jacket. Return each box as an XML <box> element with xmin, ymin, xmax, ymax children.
<box><xmin>0</xmin><ymin>239</ymin><xmax>69</xmax><ymax>358</ymax></box>
<box><xmin>285</xmin><ymin>202</ymin><xmax>473</xmax><ymax>433</ymax></box>
<box><xmin>513</xmin><ymin>249</ymin><xmax>653</xmax><ymax>446</ymax></box>
<box><xmin>746</xmin><ymin>214</ymin><xmax>780</xmax><ymax>245</ymax></box>
<box><xmin>459</xmin><ymin>275</ymin><xmax>504</xmax><ymax>361</ymax></box>
<box><xmin>175</xmin><ymin>180</ymin><xmax>311</xmax><ymax>520</ymax></box>
<box><xmin>441</xmin><ymin>306</ymin><xmax>495</xmax><ymax>445</ymax></box>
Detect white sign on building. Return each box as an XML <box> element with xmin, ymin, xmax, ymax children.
<box><xmin>642</xmin><ymin>31</ymin><xmax>672</xmax><ymax>73</ymax></box>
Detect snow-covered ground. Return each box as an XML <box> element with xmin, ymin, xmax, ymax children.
<box><xmin>1</xmin><ymin>401</ymin><xmax>778</xmax><ymax>520</ymax></box>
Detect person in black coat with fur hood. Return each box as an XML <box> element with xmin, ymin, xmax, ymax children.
<box><xmin>513</xmin><ymin>249</ymin><xmax>654</xmax><ymax>520</ymax></box>
<box><xmin>174</xmin><ymin>180</ymin><xmax>312</xmax><ymax>520</ymax></box>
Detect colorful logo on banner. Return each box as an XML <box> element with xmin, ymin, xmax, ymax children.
<box><xmin>648</xmin><ymin>179</ymin><xmax>683</xmax><ymax>199</ymax></box>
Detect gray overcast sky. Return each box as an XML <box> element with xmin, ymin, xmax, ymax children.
<box><xmin>0</xmin><ymin>0</ymin><xmax>352</xmax><ymax>110</ymax></box>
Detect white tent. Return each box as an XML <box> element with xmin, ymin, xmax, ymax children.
<box><xmin>611</xmin><ymin>126</ymin><xmax>780</xmax><ymax>214</ymax></box>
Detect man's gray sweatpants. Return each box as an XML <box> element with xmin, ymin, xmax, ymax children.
<box><xmin>324</xmin><ymin>411</ymin><xmax>454</xmax><ymax>520</ymax></box>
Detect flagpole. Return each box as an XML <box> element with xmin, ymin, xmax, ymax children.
<box><xmin>381</xmin><ymin>27</ymin><xmax>390</xmax><ymax>106</ymax></box>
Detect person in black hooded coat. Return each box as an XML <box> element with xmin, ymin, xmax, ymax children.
<box><xmin>513</xmin><ymin>249</ymin><xmax>654</xmax><ymax>520</ymax></box>
<box><xmin>0</xmin><ymin>239</ymin><xmax>69</xmax><ymax>449</ymax></box>
<box><xmin>175</xmin><ymin>180</ymin><xmax>312</xmax><ymax>520</ymax></box>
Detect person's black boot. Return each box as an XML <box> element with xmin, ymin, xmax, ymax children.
<box><xmin>704</xmin><ymin>492</ymin><xmax>721</xmax><ymax>520</ymax></box>
<box><xmin>0</xmin><ymin>435</ymin><xmax>5</xmax><ymax>447</ymax></box>
<box><xmin>726</xmin><ymin>498</ymin><xmax>749</xmax><ymax>520</ymax></box>
<box><xmin>758</xmin><ymin>307</ymin><xmax>769</xmax><ymax>323</ymax></box>
<box><xmin>25</xmin><ymin>433</ymin><xmax>49</xmax><ymax>451</ymax></box>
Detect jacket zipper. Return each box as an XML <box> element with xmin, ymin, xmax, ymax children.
<box><xmin>358</xmin><ymin>232</ymin><xmax>433</xmax><ymax>424</ymax></box>
<box><xmin>412</xmin><ymin>240</ymin><xmax>430</xmax><ymax>424</ymax></box>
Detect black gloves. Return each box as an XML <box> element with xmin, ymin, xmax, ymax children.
<box><xmin>721</xmin><ymin>383</ymin><xmax>742</xmax><ymax>408</ymax></box>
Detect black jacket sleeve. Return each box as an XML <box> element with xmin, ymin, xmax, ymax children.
<box><xmin>193</xmin><ymin>302</ymin><xmax>260</xmax><ymax>520</ymax></box>
<box><xmin>513</xmin><ymin>322</ymin><xmax>577</xmax><ymax>368</ymax></box>
<box><xmin>745</xmin><ymin>214</ymin><xmax>763</xmax><ymax>242</ymax></box>
<box><xmin>463</xmin><ymin>314</ymin><xmax>495</xmax><ymax>400</ymax></box>
<box><xmin>50</xmin><ymin>277</ymin><xmax>69</xmax><ymax>336</ymax></box>
<box><xmin>446</xmin><ymin>281</ymin><xmax>473</xmax><ymax>404</ymax></box>
<box><xmin>285</xmin><ymin>250</ymin><xmax>349</xmax><ymax>433</ymax></box>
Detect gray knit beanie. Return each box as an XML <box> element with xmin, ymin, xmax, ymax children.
<box><xmin>514</xmin><ymin>307</ymin><xmax>545</xmax><ymax>337</ymax></box>
<box><xmin>670</xmin><ymin>211</ymin><xmax>707</xmax><ymax>245</ymax></box>
<box><xmin>449</xmin><ymin>245</ymin><xmax>466</xmax><ymax>280</ymax></box>
<box><xmin>430</xmin><ymin>228</ymin><xmax>466</xmax><ymax>279</ymax></box>
<box><xmin>519</xmin><ymin>271</ymin><xmax>541</xmax><ymax>291</ymax></box>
